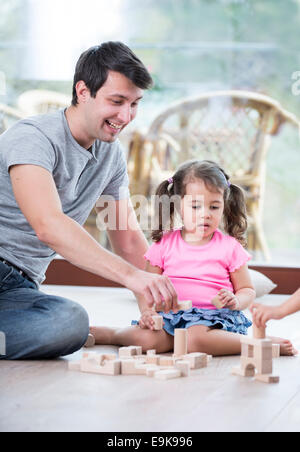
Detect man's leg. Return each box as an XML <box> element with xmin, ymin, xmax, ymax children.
<box><xmin>0</xmin><ymin>287</ymin><xmax>89</xmax><ymax>360</ymax></box>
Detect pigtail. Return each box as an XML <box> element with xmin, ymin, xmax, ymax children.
<box><xmin>151</xmin><ymin>179</ymin><xmax>176</xmax><ymax>242</ymax></box>
<box><xmin>223</xmin><ymin>183</ymin><xmax>248</xmax><ymax>247</ymax></box>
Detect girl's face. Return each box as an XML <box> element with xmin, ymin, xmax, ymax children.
<box><xmin>180</xmin><ymin>179</ymin><xmax>224</xmax><ymax>239</ymax></box>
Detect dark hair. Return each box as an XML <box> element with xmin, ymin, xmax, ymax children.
<box><xmin>151</xmin><ymin>160</ymin><xmax>248</xmax><ymax>246</ymax></box>
<box><xmin>72</xmin><ymin>41</ymin><xmax>153</xmax><ymax>106</ymax></box>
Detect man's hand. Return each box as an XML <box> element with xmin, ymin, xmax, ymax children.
<box><xmin>127</xmin><ymin>270</ymin><xmax>178</xmax><ymax>313</ymax></box>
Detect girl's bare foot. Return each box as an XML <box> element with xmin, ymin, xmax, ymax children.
<box><xmin>90</xmin><ymin>326</ymin><xmax>119</xmax><ymax>345</ymax></box>
<box><xmin>270</xmin><ymin>336</ymin><xmax>298</xmax><ymax>356</ymax></box>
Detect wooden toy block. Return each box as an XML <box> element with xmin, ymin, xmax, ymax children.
<box><xmin>129</xmin><ymin>346</ymin><xmax>142</xmax><ymax>355</ymax></box>
<box><xmin>253</xmin><ymin>323</ymin><xmax>266</xmax><ymax>339</ymax></box>
<box><xmin>232</xmin><ymin>326</ymin><xmax>279</xmax><ymax>384</ymax></box>
<box><xmin>121</xmin><ymin>359</ymin><xmax>139</xmax><ymax>375</ymax></box>
<box><xmin>255</xmin><ymin>374</ymin><xmax>280</xmax><ymax>384</ymax></box>
<box><xmin>81</xmin><ymin>358</ymin><xmax>121</xmax><ymax>376</ymax></box>
<box><xmin>272</xmin><ymin>344</ymin><xmax>280</xmax><ymax>358</ymax></box>
<box><xmin>182</xmin><ymin>352</ymin><xmax>208</xmax><ymax>369</ymax></box>
<box><xmin>154</xmin><ymin>369</ymin><xmax>182</xmax><ymax>380</ymax></box>
<box><xmin>240</xmin><ymin>356</ymin><xmax>273</xmax><ymax>375</ymax></box>
<box><xmin>211</xmin><ymin>295</ymin><xmax>225</xmax><ymax>309</ymax></box>
<box><xmin>119</xmin><ymin>346</ymin><xmax>141</xmax><ymax>358</ymax></box>
<box><xmin>146</xmin><ymin>366</ymin><xmax>160</xmax><ymax>377</ymax></box>
<box><xmin>153</xmin><ymin>315</ymin><xmax>164</xmax><ymax>330</ymax></box>
<box><xmin>147</xmin><ymin>349</ymin><xmax>156</xmax><ymax>356</ymax></box>
<box><xmin>240</xmin><ymin>336</ymin><xmax>272</xmax><ymax>348</ymax></box>
<box><xmin>159</xmin><ymin>356</ymin><xmax>175</xmax><ymax>367</ymax></box>
<box><xmin>135</xmin><ymin>363</ymin><xmax>161</xmax><ymax>376</ymax></box>
<box><xmin>174</xmin><ymin>329</ymin><xmax>188</xmax><ymax>357</ymax></box>
<box><xmin>146</xmin><ymin>355</ymin><xmax>160</xmax><ymax>365</ymax></box>
<box><xmin>177</xmin><ymin>300</ymin><xmax>193</xmax><ymax>311</ymax></box>
<box><xmin>232</xmin><ymin>365</ymin><xmax>255</xmax><ymax>378</ymax></box>
<box><xmin>84</xmin><ymin>333</ymin><xmax>95</xmax><ymax>348</ymax></box>
<box><xmin>175</xmin><ymin>360</ymin><xmax>190</xmax><ymax>377</ymax></box>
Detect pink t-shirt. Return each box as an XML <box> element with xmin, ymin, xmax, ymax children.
<box><xmin>144</xmin><ymin>229</ymin><xmax>251</xmax><ymax>310</ymax></box>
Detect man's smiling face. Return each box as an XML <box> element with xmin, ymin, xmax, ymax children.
<box><xmin>81</xmin><ymin>70</ymin><xmax>143</xmax><ymax>144</ymax></box>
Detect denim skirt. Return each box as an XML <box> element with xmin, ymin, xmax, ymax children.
<box><xmin>159</xmin><ymin>307</ymin><xmax>252</xmax><ymax>336</ymax></box>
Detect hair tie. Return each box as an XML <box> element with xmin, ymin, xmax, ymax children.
<box><xmin>168</xmin><ymin>177</ymin><xmax>174</xmax><ymax>184</ymax></box>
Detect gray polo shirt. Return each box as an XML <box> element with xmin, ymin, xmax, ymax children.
<box><xmin>0</xmin><ymin>109</ymin><xmax>129</xmax><ymax>286</ymax></box>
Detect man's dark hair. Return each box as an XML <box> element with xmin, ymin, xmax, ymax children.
<box><xmin>72</xmin><ymin>41</ymin><xmax>153</xmax><ymax>106</ymax></box>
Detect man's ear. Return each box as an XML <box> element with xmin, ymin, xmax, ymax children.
<box><xmin>75</xmin><ymin>81</ymin><xmax>90</xmax><ymax>103</ymax></box>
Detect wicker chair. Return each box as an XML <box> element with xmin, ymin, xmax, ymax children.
<box><xmin>128</xmin><ymin>90</ymin><xmax>300</xmax><ymax>260</ymax></box>
<box><xmin>18</xmin><ymin>89</ymin><xmax>71</xmax><ymax>115</ymax></box>
<box><xmin>0</xmin><ymin>103</ymin><xmax>24</xmax><ymax>134</ymax></box>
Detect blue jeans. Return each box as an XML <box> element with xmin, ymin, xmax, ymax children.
<box><xmin>0</xmin><ymin>261</ymin><xmax>89</xmax><ymax>360</ymax></box>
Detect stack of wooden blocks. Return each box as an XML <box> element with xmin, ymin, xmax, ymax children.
<box><xmin>232</xmin><ymin>321</ymin><xmax>280</xmax><ymax>384</ymax></box>
<box><xmin>69</xmin><ymin>328</ymin><xmax>211</xmax><ymax>381</ymax></box>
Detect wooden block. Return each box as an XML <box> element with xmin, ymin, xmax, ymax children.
<box><xmin>253</xmin><ymin>323</ymin><xmax>266</xmax><ymax>339</ymax></box>
<box><xmin>232</xmin><ymin>365</ymin><xmax>255</xmax><ymax>377</ymax></box>
<box><xmin>146</xmin><ymin>355</ymin><xmax>160</xmax><ymax>365</ymax></box>
<box><xmin>240</xmin><ymin>356</ymin><xmax>272</xmax><ymax>375</ymax></box>
<box><xmin>68</xmin><ymin>361</ymin><xmax>81</xmax><ymax>371</ymax></box>
<box><xmin>183</xmin><ymin>352</ymin><xmax>208</xmax><ymax>369</ymax></box>
<box><xmin>177</xmin><ymin>300</ymin><xmax>193</xmax><ymax>311</ymax></box>
<box><xmin>146</xmin><ymin>365</ymin><xmax>160</xmax><ymax>377</ymax></box>
<box><xmin>240</xmin><ymin>336</ymin><xmax>272</xmax><ymax>348</ymax></box>
<box><xmin>84</xmin><ymin>333</ymin><xmax>95</xmax><ymax>348</ymax></box>
<box><xmin>80</xmin><ymin>358</ymin><xmax>121</xmax><ymax>376</ymax></box>
<box><xmin>272</xmin><ymin>344</ymin><xmax>280</xmax><ymax>358</ymax></box>
<box><xmin>255</xmin><ymin>373</ymin><xmax>280</xmax><ymax>384</ymax></box>
<box><xmin>211</xmin><ymin>295</ymin><xmax>225</xmax><ymax>309</ymax></box>
<box><xmin>129</xmin><ymin>346</ymin><xmax>142</xmax><ymax>355</ymax></box>
<box><xmin>159</xmin><ymin>356</ymin><xmax>175</xmax><ymax>367</ymax></box>
<box><xmin>147</xmin><ymin>349</ymin><xmax>156</xmax><ymax>356</ymax></box>
<box><xmin>174</xmin><ymin>329</ymin><xmax>188</xmax><ymax>356</ymax></box>
<box><xmin>119</xmin><ymin>347</ymin><xmax>136</xmax><ymax>358</ymax></box>
<box><xmin>154</xmin><ymin>369</ymin><xmax>182</xmax><ymax>380</ymax></box>
<box><xmin>121</xmin><ymin>359</ymin><xmax>139</xmax><ymax>375</ymax></box>
<box><xmin>153</xmin><ymin>315</ymin><xmax>164</xmax><ymax>330</ymax></box>
<box><xmin>254</xmin><ymin>345</ymin><xmax>273</xmax><ymax>361</ymax></box>
<box><xmin>175</xmin><ymin>360</ymin><xmax>190</xmax><ymax>377</ymax></box>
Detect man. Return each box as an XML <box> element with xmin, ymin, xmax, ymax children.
<box><xmin>0</xmin><ymin>42</ymin><xmax>178</xmax><ymax>360</ymax></box>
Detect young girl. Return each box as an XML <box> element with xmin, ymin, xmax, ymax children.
<box><xmin>91</xmin><ymin>160</ymin><xmax>295</xmax><ymax>356</ymax></box>
<box><xmin>251</xmin><ymin>289</ymin><xmax>300</xmax><ymax>328</ymax></box>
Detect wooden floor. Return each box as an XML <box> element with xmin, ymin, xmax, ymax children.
<box><xmin>1</xmin><ymin>286</ymin><xmax>300</xmax><ymax>432</ymax></box>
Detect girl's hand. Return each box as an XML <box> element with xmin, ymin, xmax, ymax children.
<box><xmin>250</xmin><ymin>303</ymin><xmax>283</xmax><ymax>328</ymax></box>
<box><xmin>139</xmin><ymin>310</ymin><xmax>159</xmax><ymax>330</ymax></box>
<box><xmin>218</xmin><ymin>289</ymin><xmax>240</xmax><ymax>311</ymax></box>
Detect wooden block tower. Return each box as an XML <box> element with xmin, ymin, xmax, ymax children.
<box><xmin>232</xmin><ymin>317</ymin><xmax>280</xmax><ymax>384</ymax></box>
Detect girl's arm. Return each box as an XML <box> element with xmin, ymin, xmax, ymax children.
<box><xmin>251</xmin><ymin>288</ymin><xmax>300</xmax><ymax>327</ymax></box>
<box><xmin>220</xmin><ymin>264</ymin><xmax>256</xmax><ymax>310</ymax></box>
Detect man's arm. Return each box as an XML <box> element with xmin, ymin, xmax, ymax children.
<box><xmin>9</xmin><ymin>164</ymin><xmax>178</xmax><ymax>310</ymax></box>
<box><xmin>96</xmin><ymin>198</ymin><xmax>148</xmax><ymax>270</ymax></box>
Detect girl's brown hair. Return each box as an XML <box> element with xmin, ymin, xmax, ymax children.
<box><xmin>151</xmin><ymin>160</ymin><xmax>248</xmax><ymax>246</ymax></box>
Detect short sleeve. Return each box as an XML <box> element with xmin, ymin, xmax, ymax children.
<box><xmin>0</xmin><ymin>122</ymin><xmax>55</xmax><ymax>174</ymax></box>
<box><xmin>101</xmin><ymin>144</ymin><xmax>129</xmax><ymax>200</ymax></box>
<box><xmin>228</xmin><ymin>239</ymin><xmax>252</xmax><ymax>273</ymax></box>
<box><xmin>144</xmin><ymin>241</ymin><xmax>164</xmax><ymax>270</ymax></box>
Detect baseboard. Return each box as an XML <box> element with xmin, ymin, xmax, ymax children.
<box><xmin>44</xmin><ymin>258</ymin><xmax>299</xmax><ymax>295</ymax></box>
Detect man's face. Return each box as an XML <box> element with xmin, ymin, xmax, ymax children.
<box><xmin>80</xmin><ymin>71</ymin><xmax>144</xmax><ymax>145</ymax></box>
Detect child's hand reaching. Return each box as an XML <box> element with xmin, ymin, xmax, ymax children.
<box><xmin>217</xmin><ymin>289</ymin><xmax>240</xmax><ymax>311</ymax></box>
<box><xmin>139</xmin><ymin>309</ymin><xmax>159</xmax><ymax>330</ymax></box>
<box><xmin>250</xmin><ymin>303</ymin><xmax>283</xmax><ymax>328</ymax></box>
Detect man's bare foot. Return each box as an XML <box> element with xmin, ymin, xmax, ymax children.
<box><xmin>89</xmin><ymin>326</ymin><xmax>118</xmax><ymax>345</ymax></box>
<box><xmin>269</xmin><ymin>336</ymin><xmax>298</xmax><ymax>356</ymax></box>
